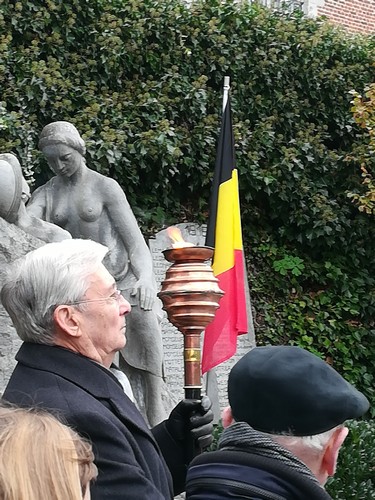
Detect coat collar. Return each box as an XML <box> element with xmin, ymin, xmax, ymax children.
<box><xmin>15</xmin><ymin>342</ymin><xmax>152</xmax><ymax>436</ymax></box>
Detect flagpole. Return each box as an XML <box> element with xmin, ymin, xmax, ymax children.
<box><xmin>205</xmin><ymin>76</ymin><xmax>232</xmax><ymax>423</ymax></box>
<box><xmin>222</xmin><ymin>79</ymin><xmax>256</xmax><ymax>348</ymax></box>
<box><xmin>223</xmin><ymin>76</ymin><xmax>230</xmax><ymax>111</ymax></box>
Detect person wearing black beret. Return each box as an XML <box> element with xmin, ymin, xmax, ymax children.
<box><xmin>186</xmin><ymin>345</ymin><xmax>370</xmax><ymax>499</ymax></box>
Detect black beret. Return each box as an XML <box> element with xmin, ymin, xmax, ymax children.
<box><xmin>228</xmin><ymin>345</ymin><xmax>370</xmax><ymax>436</ymax></box>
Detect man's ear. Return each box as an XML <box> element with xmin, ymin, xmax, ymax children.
<box><xmin>53</xmin><ymin>305</ymin><xmax>81</xmax><ymax>337</ymax></box>
<box><xmin>322</xmin><ymin>426</ymin><xmax>349</xmax><ymax>477</ymax></box>
<box><xmin>221</xmin><ymin>406</ymin><xmax>235</xmax><ymax>428</ymax></box>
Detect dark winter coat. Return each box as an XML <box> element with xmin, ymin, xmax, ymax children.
<box><xmin>186</xmin><ymin>421</ymin><xmax>332</xmax><ymax>500</ymax></box>
<box><xmin>3</xmin><ymin>342</ymin><xmax>187</xmax><ymax>499</ymax></box>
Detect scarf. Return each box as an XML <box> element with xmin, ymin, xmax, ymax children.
<box><xmin>219</xmin><ymin>421</ymin><xmax>323</xmax><ymax>487</ymax></box>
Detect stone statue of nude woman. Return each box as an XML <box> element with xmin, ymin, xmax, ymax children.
<box><xmin>27</xmin><ymin>121</ymin><xmax>167</xmax><ymax>426</ymax></box>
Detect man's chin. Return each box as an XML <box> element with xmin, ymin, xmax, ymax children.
<box><xmin>120</xmin><ymin>335</ymin><xmax>126</xmax><ymax>350</ymax></box>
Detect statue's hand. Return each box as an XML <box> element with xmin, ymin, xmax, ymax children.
<box><xmin>131</xmin><ymin>279</ymin><xmax>155</xmax><ymax>310</ymax></box>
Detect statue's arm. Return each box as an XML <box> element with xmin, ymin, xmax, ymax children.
<box><xmin>27</xmin><ymin>184</ymin><xmax>48</xmax><ymax>220</ymax></box>
<box><xmin>104</xmin><ymin>179</ymin><xmax>156</xmax><ymax>310</ymax></box>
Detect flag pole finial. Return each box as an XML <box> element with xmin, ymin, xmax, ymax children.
<box><xmin>223</xmin><ymin>76</ymin><xmax>230</xmax><ymax>112</ymax></box>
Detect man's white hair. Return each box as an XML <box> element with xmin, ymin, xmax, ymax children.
<box><xmin>1</xmin><ymin>239</ymin><xmax>108</xmax><ymax>345</ymax></box>
<box><xmin>266</xmin><ymin>426</ymin><xmax>340</xmax><ymax>452</ymax></box>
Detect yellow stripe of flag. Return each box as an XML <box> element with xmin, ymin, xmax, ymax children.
<box><xmin>212</xmin><ymin>169</ymin><xmax>243</xmax><ymax>276</ymax></box>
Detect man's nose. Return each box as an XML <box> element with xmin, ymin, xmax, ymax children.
<box><xmin>119</xmin><ymin>295</ymin><xmax>131</xmax><ymax>315</ymax></box>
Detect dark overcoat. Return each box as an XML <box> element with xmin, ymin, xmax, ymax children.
<box><xmin>3</xmin><ymin>343</ymin><xmax>187</xmax><ymax>499</ymax></box>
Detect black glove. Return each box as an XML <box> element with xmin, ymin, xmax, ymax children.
<box><xmin>166</xmin><ymin>395</ymin><xmax>214</xmax><ymax>458</ymax></box>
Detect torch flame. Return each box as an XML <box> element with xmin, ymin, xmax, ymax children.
<box><xmin>167</xmin><ymin>226</ymin><xmax>195</xmax><ymax>248</ymax></box>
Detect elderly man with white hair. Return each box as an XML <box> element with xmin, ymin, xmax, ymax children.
<box><xmin>186</xmin><ymin>345</ymin><xmax>369</xmax><ymax>499</ymax></box>
<box><xmin>1</xmin><ymin>238</ymin><xmax>213</xmax><ymax>500</ymax></box>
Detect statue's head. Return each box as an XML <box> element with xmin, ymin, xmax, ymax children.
<box><xmin>0</xmin><ymin>152</ymin><xmax>21</xmax><ymax>171</ymax></box>
<box><xmin>39</xmin><ymin>121</ymin><xmax>86</xmax><ymax>156</ymax></box>
<box><xmin>0</xmin><ymin>153</ymin><xmax>30</xmax><ymax>205</ymax></box>
<box><xmin>0</xmin><ymin>155</ymin><xmax>23</xmax><ymax>223</ymax></box>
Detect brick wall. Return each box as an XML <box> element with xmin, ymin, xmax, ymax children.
<box><xmin>316</xmin><ymin>0</ymin><xmax>375</xmax><ymax>34</ymax></box>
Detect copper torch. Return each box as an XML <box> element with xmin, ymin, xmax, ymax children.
<box><xmin>158</xmin><ymin>228</ymin><xmax>224</xmax><ymax>400</ymax></box>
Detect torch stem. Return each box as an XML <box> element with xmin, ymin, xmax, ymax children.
<box><xmin>184</xmin><ymin>333</ymin><xmax>202</xmax><ymax>400</ymax></box>
<box><xmin>185</xmin><ymin>387</ymin><xmax>201</xmax><ymax>400</ymax></box>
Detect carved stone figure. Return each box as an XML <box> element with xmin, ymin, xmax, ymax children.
<box><xmin>0</xmin><ymin>153</ymin><xmax>71</xmax><ymax>243</ymax></box>
<box><xmin>27</xmin><ymin>121</ymin><xmax>167</xmax><ymax>426</ymax></box>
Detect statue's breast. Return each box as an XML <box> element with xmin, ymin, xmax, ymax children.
<box><xmin>78</xmin><ymin>200</ymin><xmax>102</xmax><ymax>222</ymax></box>
<box><xmin>50</xmin><ymin>193</ymin><xmax>102</xmax><ymax>228</ymax></box>
<box><xmin>51</xmin><ymin>203</ymin><xmax>70</xmax><ymax>226</ymax></box>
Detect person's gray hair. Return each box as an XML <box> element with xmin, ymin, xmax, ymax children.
<box><xmin>0</xmin><ymin>239</ymin><xmax>108</xmax><ymax>345</ymax></box>
<box><xmin>268</xmin><ymin>426</ymin><xmax>339</xmax><ymax>452</ymax></box>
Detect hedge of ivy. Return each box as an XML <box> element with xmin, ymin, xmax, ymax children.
<box><xmin>326</xmin><ymin>420</ymin><xmax>375</xmax><ymax>499</ymax></box>
<box><xmin>1</xmin><ymin>0</ymin><xmax>374</xmax><ymax>413</ymax></box>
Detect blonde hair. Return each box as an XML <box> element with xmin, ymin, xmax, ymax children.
<box><xmin>0</xmin><ymin>405</ymin><xmax>97</xmax><ymax>500</ymax></box>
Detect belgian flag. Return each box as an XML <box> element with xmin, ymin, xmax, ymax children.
<box><xmin>202</xmin><ymin>95</ymin><xmax>248</xmax><ymax>374</ymax></box>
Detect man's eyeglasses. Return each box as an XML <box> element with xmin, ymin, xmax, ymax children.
<box><xmin>68</xmin><ymin>289</ymin><xmax>123</xmax><ymax>306</ymax></box>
